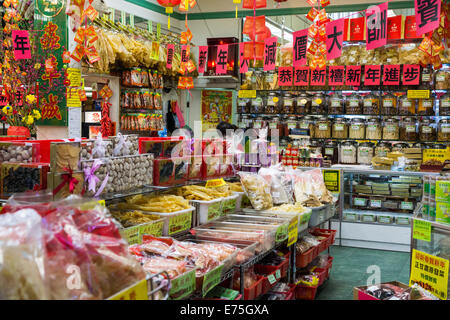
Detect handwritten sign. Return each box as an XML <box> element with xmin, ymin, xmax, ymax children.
<box><xmin>364</xmin><ymin>65</ymin><xmax>382</xmax><ymax>86</ymax></box>
<box><xmin>294</xmin><ymin>66</ymin><xmax>309</xmax><ymax>86</ymax></box>
<box><xmin>108</xmin><ymin>279</ymin><xmax>148</xmax><ymax>300</ymax></box>
<box><xmin>323</xmin><ymin>169</ymin><xmax>340</xmax><ymax>193</ymax></box>
<box><xmin>278</xmin><ymin>67</ymin><xmax>293</xmax><ymax>86</ymax></box>
<box><xmin>413</xmin><ymin>219</ymin><xmax>431</xmax><ymax>241</ymax></box>
<box><xmin>239</xmin><ymin>42</ymin><xmax>249</xmax><ymax>73</ymax></box>
<box><xmin>216</xmin><ymin>44</ymin><xmax>229</xmax><ymax>74</ymax></box>
<box><xmin>415</xmin><ymin>0</ymin><xmax>441</xmax><ymax>35</ymax></box>
<box><xmin>67</xmin><ymin>68</ymin><xmax>81</xmax><ymax>87</ymax></box>
<box><xmin>408</xmin><ymin>90</ymin><xmax>430</xmax><ymax>99</ymax></box>
<box><xmin>328</xmin><ymin>66</ymin><xmax>345</xmax><ymax>86</ymax></box>
<box><xmin>383</xmin><ymin>65</ymin><xmax>401</xmax><ymax>85</ymax></box>
<box><xmin>238</xmin><ymin>90</ymin><xmax>256</xmax><ymax>98</ymax></box>
<box><xmin>326</xmin><ymin>18</ymin><xmax>344</xmax><ymax>60</ymax></box>
<box><xmin>264</xmin><ymin>36</ymin><xmax>277</xmax><ymax>71</ymax></box>
<box><xmin>366</xmin><ymin>1</ymin><xmax>388</xmax><ymax>50</ymax></box>
<box><xmin>12</xmin><ymin>30</ymin><xmax>31</xmax><ymax>60</ymax></box>
<box><xmin>198</xmin><ymin>46</ymin><xmax>208</xmax><ymax>74</ymax></box>
<box><xmin>166</xmin><ymin>44</ymin><xmax>174</xmax><ymax>69</ymax></box>
<box><xmin>206</xmin><ymin>178</ymin><xmax>226</xmax><ymax>188</ymax></box>
<box><xmin>293</xmin><ymin>29</ymin><xmax>308</xmax><ymax>67</ymax></box>
<box><xmin>202</xmin><ymin>265</ymin><xmax>224</xmax><ymax>296</ymax></box>
<box><xmin>169</xmin><ymin>269</ymin><xmax>196</xmax><ymax>300</ymax></box>
<box><xmin>410</xmin><ymin>249</ymin><xmax>449</xmax><ymax>300</ymax></box>
<box><xmin>345</xmin><ymin>65</ymin><xmax>362</xmax><ymax>86</ymax></box>
<box><xmin>287</xmin><ymin>215</ymin><xmax>299</xmax><ymax>247</ymax></box>
<box><xmin>403</xmin><ymin>65</ymin><xmax>421</xmax><ymax>85</ymax></box>
<box><xmin>310</xmin><ymin>68</ymin><xmax>326</xmax><ymax>86</ymax></box>
<box><xmin>168</xmin><ymin>211</ymin><xmax>192</xmax><ymax>235</ymax></box>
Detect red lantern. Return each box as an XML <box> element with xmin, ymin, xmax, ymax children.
<box><xmin>157</xmin><ymin>0</ymin><xmax>181</xmax><ymax>29</ymax></box>
<box><xmin>247</xmin><ymin>26</ymin><xmax>272</xmax><ymax>41</ymax></box>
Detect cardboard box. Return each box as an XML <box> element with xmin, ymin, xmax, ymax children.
<box><xmin>353</xmin><ymin>281</ymin><xmax>409</xmax><ymax>300</ymax></box>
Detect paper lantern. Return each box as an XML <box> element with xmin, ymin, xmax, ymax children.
<box><xmin>243</xmin><ymin>0</ymin><xmax>267</xmax><ymax>8</ymax></box>
<box><xmin>179</xmin><ymin>0</ymin><xmax>196</xmax><ymax>12</ymax></box>
<box><xmin>247</xmin><ymin>26</ymin><xmax>272</xmax><ymax>41</ymax></box>
<box><xmin>157</xmin><ymin>0</ymin><xmax>181</xmax><ymax>29</ymax></box>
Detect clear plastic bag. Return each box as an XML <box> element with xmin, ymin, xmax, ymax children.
<box><xmin>238</xmin><ymin>171</ymin><xmax>273</xmax><ymax>210</ymax></box>
<box><xmin>259</xmin><ymin>163</ymin><xmax>294</xmax><ymax>205</ymax></box>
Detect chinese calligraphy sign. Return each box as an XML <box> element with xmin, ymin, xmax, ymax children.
<box><xmin>366</xmin><ymin>2</ymin><xmax>388</xmax><ymax>50</ymax></box>
<box><xmin>326</xmin><ymin>19</ymin><xmax>344</xmax><ymax>60</ymax></box>
<box><xmin>383</xmin><ymin>65</ymin><xmax>401</xmax><ymax>85</ymax></box>
<box><xmin>198</xmin><ymin>46</ymin><xmax>208</xmax><ymax>74</ymax></box>
<box><xmin>239</xmin><ymin>42</ymin><xmax>249</xmax><ymax>74</ymax></box>
<box><xmin>264</xmin><ymin>36</ymin><xmax>277</xmax><ymax>71</ymax></box>
<box><xmin>294</xmin><ymin>67</ymin><xmax>309</xmax><ymax>86</ymax></box>
<box><xmin>166</xmin><ymin>44</ymin><xmax>174</xmax><ymax>69</ymax></box>
<box><xmin>310</xmin><ymin>68</ymin><xmax>326</xmax><ymax>86</ymax></box>
<box><xmin>328</xmin><ymin>66</ymin><xmax>345</xmax><ymax>86</ymax></box>
<box><xmin>278</xmin><ymin>67</ymin><xmax>293</xmax><ymax>86</ymax></box>
<box><xmin>12</xmin><ymin>30</ymin><xmax>31</xmax><ymax>60</ymax></box>
<box><xmin>346</xmin><ymin>65</ymin><xmax>362</xmax><ymax>86</ymax></box>
<box><xmin>216</xmin><ymin>44</ymin><xmax>229</xmax><ymax>75</ymax></box>
<box><xmin>415</xmin><ymin>0</ymin><xmax>441</xmax><ymax>35</ymax></box>
<box><xmin>364</xmin><ymin>65</ymin><xmax>382</xmax><ymax>86</ymax></box>
<box><xmin>403</xmin><ymin>65</ymin><xmax>421</xmax><ymax>85</ymax></box>
<box><xmin>293</xmin><ymin>29</ymin><xmax>308</xmax><ymax>67</ymax></box>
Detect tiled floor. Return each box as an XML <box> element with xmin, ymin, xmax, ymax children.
<box><xmin>315</xmin><ymin>246</ymin><xmax>411</xmax><ymax>300</ymax></box>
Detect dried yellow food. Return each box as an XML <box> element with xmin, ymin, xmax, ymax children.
<box><xmin>227</xmin><ymin>182</ymin><xmax>243</xmax><ymax>193</ymax></box>
<box><xmin>267</xmin><ymin>203</ymin><xmax>307</xmax><ymax>213</ymax></box>
<box><xmin>172</xmin><ymin>185</ymin><xmax>232</xmax><ymax>201</ymax></box>
<box><xmin>120</xmin><ymin>194</ymin><xmax>190</xmax><ymax>213</ymax></box>
<box><xmin>110</xmin><ymin>209</ymin><xmax>160</xmax><ymax>227</ymax></box>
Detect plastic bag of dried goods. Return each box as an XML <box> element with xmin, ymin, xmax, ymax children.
<box><xmin>238</xmin><ymin>171</ymin><xmax>273</xmax><ymax>210</ymax></box>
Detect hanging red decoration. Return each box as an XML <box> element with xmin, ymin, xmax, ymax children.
<box><xmin>157</xmin><ymin>0</ymin><xmax>181</xmax><ymax>29</ymax></box>
<box><xmin>179</xmin><ymin>0</ymin><xmax>197</xmax><ymax>12</ymax></box>
<box><xmin>243</xmin><ymin>0</ymin><xmax>267</xmax><ymax>8</ymax></box>
<box><xmin>247</xmin><ymin>26</ymin><xmax>272</xmax><ymax>41</ymax></box>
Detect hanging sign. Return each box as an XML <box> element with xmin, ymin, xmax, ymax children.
<box><xmin>383</xmin><ymin>65</ymin><xmax>401</xmax><ymax>85</ymax></box>
<box><xmin>239</xmin><ymin>42</ymin><xmax>249</xmax><ymax>73</ymax></box>
<box><xmin>326</xmin><ymin>18</ymin><xmax>344</xmax><ymax>60</ymax></box>
<box><xmin>323</xmin><ymin>169</ymin><xmax>340</xmax><ymax>193</ymax></box>
<box><xmin>366</xmin><ymin>1</ymin><xmax>388</xmax><ymax>50</ymax></box>
<box><xmin>410</xmin><ymin>249</ymin><xmax>449</xmax><ymax>300</ymax></box>
<box><xmin>166</xmin><ymin>44</ymin><xmax>174</xmax><ymax>69</ymax></box>
<box><xmin>294</xmin><ymin>66</ymin><xmax>310</xmax><ymax>86</ymax></box>
<box><xmin>293</xmin><ymin>29</ymin><xmax>308</xmax><ymax>67</ymax></box>
<box><xmin>215</xmin><ymin>44</ymin><xmax>229</xmax><ymax>75</ymax></box>
<box><xmin>405</xmin><ymin>15</ymin><xmax>419</xmax><ymax>39</ymax></box>
<box><xmin>310</xmin><ymin>68</ymin><xmax>326</xmax><ymax>86</ymax></box>
<box><xmin>345</xmin><ymin>65</ymin><xmax>362</xmax><ymax>86</ymax></box>
<box><xmin>278</xmin><ymin>67</ymin><xmax>293</xmax><ymax>86</ymax></box>
<box><xmin>328</xmin><ymin>66</ymin><xmax>345</xmax><ymax>86</ymax></box>
<box><xmin>198</xmin><ymin>46</ymin><xmax>208</xmax><ymax>74</ymax></box>
<box><xmin>415</xmin><ymin>0</ymin><xmax>441</xmax><ymax>35</ymax></box>
<box><xmin>403</xmin><ymin>65</ymin><xmax>421</xmax><ymax>85</ymax></box>
<box><xmin>12</xmin><ymin>30</ymin><xmax>31</xmax><ymax>60</ymax></box>
<box><xmin>387</xmin><ymin>15</ymin><xmax>403</xmax><ymax>39</ymax></box>
<box><xmin>364</xmin><ymin>65</ymin><xmax>382</xmax><ymax>86</ymax></box>
<box><xmin>263</xmin><ymin>36</ymin><xmax>277</xmax><ymax>71</ymax></box>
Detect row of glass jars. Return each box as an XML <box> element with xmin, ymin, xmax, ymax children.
<box><xmin>239</xmin><ymin>92</ymin><xmax>449</xmax><ymax>116</ymax></box>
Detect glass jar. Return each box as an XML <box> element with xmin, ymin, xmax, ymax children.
<box><xmin>314</xmin><ymin>116</ymin><xmax>331</xmax><ymax>138</ymax></box>
<box><xmin>283</xmin><ymin>94</ymin><xmax>295</xmax><ymax>114</ymax></box>
<box><xmin>381</xmin><ymin>93</ymin><xmax>398</xmax><ymax>115</ymax></box>
<box><xmin>266</xmin><ymin>93</ymin><xmax>279</xmax><ymax>114</ymax></box>
<box><xmin>391</xmin><ymin>143</ymin><xmax>409</xmax><ymax>152</ymax></box>
<box><xmin>329</xmin><ymin>93</ymin><xmax>344</xmax><ymax>114</ymax></box>
<box><xmin>349</xmin><ymin>118</ymin><xmax>365</xmax><ymax>140</ymax></box>
<box><xmin>323</xmin><ymin>140</ymin><xmax>339</xmax><ymax>164</ymax></box>
<box><xmin>357</xmin><ymin>142</ymin><xmax>374</xmax><ymax>165</ymax></box>
<box><xmin>251</xmin><ymin>97</ymin><xmax>263</xmax><ymax>114</ymax></box>
<box><xmin>238</xmin><ymin>98</ymin><xmax>250</xmax><ymax>113</ymax></box>
<box><xmin>311</xmin><ymin>93</ymin><xmax>326</xmax><ymax>114</ymax></box>
<box><xmin>241</xmin><ymin>115</ymin><xmax>251</xmax><ymax>129</ymax></box>
<box><xmin>400</xmin><ymin>117</ymin><xmax>417</xmax><ymax>141</ymax></box>
<box><xmin>420</xmin><ymin>65</ymin><xmax>433</xmax><ymax>89</ymax></box>
<box><xmin>375</xmin><ymin>142</ymin><xmax>391</xmax><ymax>157</ymax></box>
<box><xmin>296</xmin><ymin>94</ymin><xmax>311</xmax><ymax>114</ymax></box>
<box><xmin>339</xmin><ymin>141</ymin><xmax>357</xmax><ymax>164</ymax></box>
<box><xmin>440</xmin><ymin>92</ymin><xmax>450</xmax><ymax>116</ymax></box>
<box><xmin>419</xmin><ymin>119</ymin><xmax>436</xmax><ymax>141</ymax></box>
<box><xmin>382</xmin><ymin>118</ymin><xmax>399</xmax><ymax>140</ymax></box>
<box><xmin>399</xmin><ymin>95</ymin><xmax>416</xmax><ymax>115</ymax></box>
<box><xmin>255</xmin><ymin>71</ymin><xmax>265</xmax><ymax>90</ymax></box>
<box><xmin>417</xmin><ymin>97</ymin><xmax>435</xmax><ymax>116</ymax></box>
<box><xmin>346</xmin><ymin>93</ymin><xmax>362</xmax><ymax>115</ymax></box>
<box><xmin>332</xmin><ymin>118</ymin><xmax>348</xmax><ymax>139</ymax></box>
<box><xmin>299</xmin><ymin>116</ymin><xmax>314</xmax><ymax>136</ymax></box>
<box><xmin>253</xmin><ymin>116</ymin><xmax>264</xmax><ymax>129</ymax></box>
<box><xmin>438</xmin><ymin>119</ymin><xmax>450</xmax><ymax>142</ymax></box>
<box><xmin>268</xmin><ymin>116</ymin><xmax>281</xmax><ymax>132</ymax></box>
<box><xmin>435</xmin><ymin>68</ymin><xmax>450</xmax><ymax>90</ymax></box>
<box><xmin>366</xmin><ymin>117</ymin><xmax>382</xmax><ymax>140</ymax></box>
<box><xmin>286</xmin><ymin>115</ymin><xmax>298</xmax><ymax>135</ymax></box>
<box><xmin>363</xmin><ymin>93</ymin><xmax>380</xmax><ymax>115</ymax></box>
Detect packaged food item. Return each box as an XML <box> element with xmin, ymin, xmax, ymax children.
<box><xmin>1</xmin><ymin>163</ymin><xmax>49</xmax><ymax>197</ymax></box>
<box><xmin>381</xmin><ymin>92</ymin><xmax>398</xmax><ymax>115</ymax></box>
<box><xmin>365</xmin><ymin>118</ymin><xmax>382</xmax><ymax>140</ymax></box>
<box><xmin>238</xmin><ymin>172</ymin><xmax>273</xmax><ymax>210</ymax></box>
<box><xmin>439</xmin><ymin>92</ymin><xmax>450</xmax><ymax>116</ymax></box>
<box><xmin>438</xmin><ymin>119</ymin><xmax>450</xmax><ymax>141</ymax></box>
<box><xmin>346</xmin><ymin>92</ymin><xmax>362</xmax><ymax>115</ymax></box>
<box><xmin>251</xmin><ymin>97</ymin><xmax>263</xmax><ymax>114</ymax></box>
<box><xmin>435</xmin><ymin>67</ymin><xmax>450</xmax><ymax>90</ymax></box>
<box><xmin>382</xmin><ymin>118</ymin><xmax>399</xmax><ymax>140</ymax></box>
<box><xmin>399</xmin><ymin>117</ymin><xmax>417</xmax><ymax>141</ymax></box>
<box><xmin>266</xmin><ymin>93</ymin><xmax>279</xmax><ymax>114</ymax></box>
<box><xmin>419</xmin><ymin>119</ymin><xmax>436</xmax><ymax>141</ymax></box>
<box><xmin>419</xmin><ymin>65</ymin><xmax>433</xmax><ymax>89</ymax></box>
<box><xmin>375</xmin><ymin>142</ymin><xmax>391</xmax><ymax>157</ymax></box>
<box><xmin>417</xmin><ymin>97</ymin><xmax>435</xmax><ymax>116</ymax></box>
<box><xmin>399</xmin><ymin>95</ymin><xmax>416</xmax><ymax>115</ymax></box>
<box><xmin>349</xmin><ymin>118</ymin><xmax>365</xmax><ymax>139</ymax></box>
<box><xmin>363</xmin><ymin>93</ymin><xmax>380</xmax><ymax>115</ymax></box>
<box><xmin>332</xmin><ymin>118</ymin><xmax>348</xmax><ymax>139</ymax></box>
<box><xmin>299</xmin><ymin>116</ymin><xmax>314</xmax><ymax>135</ymax></box>
<box><xmin>283</xmin><ymin>94</ymin><xmax>295</xmax><ymax>114</ymax></box>
<box><xmin>311</xmin><ymin>93</ymin><xmax>326</xmax><ymax>114</ymax></box>
<box><xmin>328</xmin><ymin>93</ymin><xmax>344</xmax><ymax>114</ymax></box>
<box><xmin>0</xmin><ymin>142</ymin><xmax>39</xmax><ymax>163</ymax></box>
<box><xmin>313</xmin><ymin>116</ymin><xmax>331</xmax><ymax>138</ymax></box>
<box><xmin>296</xmin><ymin>94</ymin><xmax>311</xmax><ymax>114</ymax></box>
<box><xmin>339</xmin><ymin>141</ymin><xmax>357</xmax><ymax>164</ymax></box>
<box><xmin>259</xmin><ymin>164</ymin><xmax>294</xmax><ymax>205</ymax></box>
<box><xmin>50</xmin><ymin>141</ymin><xmax>81</xmax><ymax>173</ymax></box>
<box><xmin>357</xmin><ymin>142</ymin><xmax>374</xmax><ymax>165</ymax></box>
<box><xmin>323</xmin><ymin>140</ymin><xmax>338</xmax><ymax>164</ymax></box>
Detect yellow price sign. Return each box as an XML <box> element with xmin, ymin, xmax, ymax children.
<box><xmin>407</xmin><ymin>90</ymin><xmax>430</xmax><ymax>99</ymax></box>
<box><xmin>287</xmin><ymin>215</ymin><xmax>299</xmax><ymax>247</ymax></box>
<box><xmin>238</xmin><ymin>90</ymin><xmax>257</xmax><ymax>99</ymax></box>
<box><xmin>410</xmin><ymin>249</ymin><xmax>449</xmax><ymax>300</ymax></box>
<box><xmin>423</xmin><ymin>149</ymin><xmax>450</xmax><ymax>164</ymax></box>
<box><xmin>205</xmin><ymin>178</ymin><xmax>226</xmax><ymax>188</ymax></box>
<box><xmin>108</xmin><ymin>279</ymin><xmax>148</xmax><ymax>300</ymax></box>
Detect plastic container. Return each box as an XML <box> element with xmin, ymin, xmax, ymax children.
<box><xmin>296</xmin><ymin>246</ymin><xmax>315</xmax><ymax>268</ymax></box>
<box><xmin>237</xmin><ymin>275</ymin><xmax>264</xmax><ymax>300</ymax></box>
<box><xmin>191</xmin><ymin>198</ymin><xmax>223</xmax><ymax>225</ymax></box>
<box><xmin>295</xmin><ymin>282</ymin><xmax>319</xmax><ymax>300</ymax></box>
<box><xmin>149</xmin><ymin>207</ymin><xmax>195</xmax><ymax>236</ymax></box>
<box><xmin>221</xmin><ymin>193</ymin><xmax>239</xmax><ymax>216</ymax></box>
<box><xmin>308</xmin><ymin>204</ymin><xmax>329</xmax><ymax>227</ymax></box>
<box><xmin>234</xmin><ymin>191</ymin><xmax>245</xmax><ymax>211</ymax></box>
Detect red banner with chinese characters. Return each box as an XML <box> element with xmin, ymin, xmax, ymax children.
<box><xmin>328</xmin><ymin>66</ymin><xmax>345</xmax><ymax>86</ymax></box>
<box><xmin>366</xmin><ymin>1</ymin><xmax>388</xmax><ymax>50</ymax></box>
<box><xmin>415</xmin><ymin>0</ymin><xmax>441</xmax><ymax>35</ymax></box>
<box><xmin>263</xmin><ymin>36</ymin><xmax>277</xmax><ymax>71</ymax></box>
<box><xmin>310</xmin><ymin>68</ymin><xmax>327</xmax><ymax>86</ymax></box>
<box><xmin>326</xmin><ymin>18</ymin><xmax>345</xmax><ymax>60</ymax></box>
<box><xmin>166</xmin><ymin>44</ymin><xmax>174</xmax><ymax>69</ymax></box>
<box><xmin>293</xmin><ymin>29</ymin><xmax>308</xmax><ymax>67</ymax></box>
<box><xmin>383</xmin><ymin>65</ymin><xmax>401</xmax><ymax>85</ymax></box>
<box><xmin>294</xmin><ymin>67</ymin><xmax>310</xmax><ymax>86</ymax></box>
<box><xmin>198</xmin><ymin>46</ymin><xmax>208</xmax><ymax>73</ymax></box>
<box><xmin>345</xmin><ymin>65</ymin><xmax>362</xmax><ymax>86</ymax></box>
<box><xmin>12</xmin><ymin>30</ymin><xmax>31</xmax><ymax>60</ymax></box>
<box><xmin>239</xmin><ymin>42</ymin><xmax>249</xmax><ymax>73</ymax></box>
<box><xmin>278</xmin><ymin>67</ymin><xmax>293</xmax><ymax>86</ymax></box>
<box><xmin>364</xmin><ymin>65</ymin><xmax>382</xmax><ymax>86</ymax></box>
<box><xmin>216</xmin><ymin>44</ymin><xmax>229</xmax><ymax>74</ymax></box>
<box><xmin>403</xmin><ymin>64</ymin><xmax>421</xmax><ymax>85</ymax></box>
